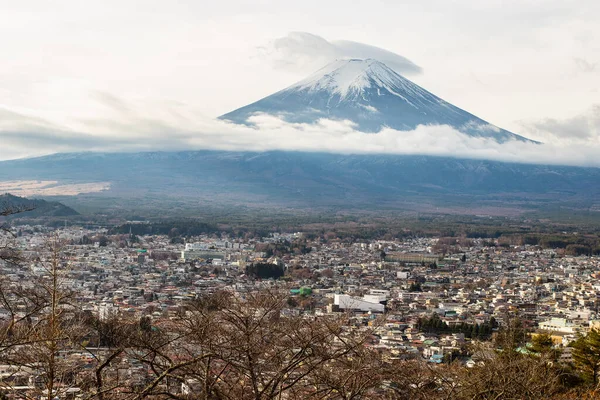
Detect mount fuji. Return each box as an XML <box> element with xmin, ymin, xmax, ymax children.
<box><xmin>220</xmin><ymin>59</ymin><xmax>533</xmax><ymax>143</ymax></box>
<box><xmin>4</xmin><ymin>59</ymin><xmax>600</xmax><ymax>217</ymax></box>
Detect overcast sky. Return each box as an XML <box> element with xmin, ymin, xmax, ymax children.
<box><xmin>1</xmin><ymin>0</ymin><xmax>599</xmax><ymax>163</ymax></box>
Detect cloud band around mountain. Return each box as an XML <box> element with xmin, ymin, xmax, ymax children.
<box><xmin>1</xmin><ymin>93</ymin><xmax>600</xmax><ymax>168</ymax></box>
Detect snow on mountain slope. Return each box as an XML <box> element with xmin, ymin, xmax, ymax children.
<box><xmin>292</xmin><ymin>59</ymin><xmax>425</xmax><ymax>101</ymax></box>
<box><xmin>220</xmin><ymin>58</ymin><xmax>534</xmax><ymax>143</ymax></box>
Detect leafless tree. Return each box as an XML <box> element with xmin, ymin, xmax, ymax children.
<box><xmin>443</xmin><ymin>318</ymin><xmax>566</xmax><ymax>400</ymax></box>
<box><xmin>0</xmin><ymin>235</ymin><xmax>86</xmax><ymax>399</ymax></box>
<box><xmin>118</xmin><ymin>290</ymin><xmax>437</xmax><ymax>400</ymax></box>
<box><xmin>0</xmin><ymin>200</ymin><xmax>34</xmax><ymax>265</ymax></box>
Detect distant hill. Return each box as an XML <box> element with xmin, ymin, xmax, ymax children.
<box><xmin>0</xmin><ymin>193</ymin><xmax>79</xmax><ymax>218</ymax></box>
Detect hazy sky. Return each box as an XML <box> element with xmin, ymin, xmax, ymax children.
<box><xmin>1</xmin><ymin>0</ymin><xmax>599</xmax><ymax>162</ymax></box>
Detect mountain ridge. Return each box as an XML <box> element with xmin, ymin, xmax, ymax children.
<box><xmin>0</xmin><ymin>151</ymin><xmax>598</xmax><ymax>216</ymax></box>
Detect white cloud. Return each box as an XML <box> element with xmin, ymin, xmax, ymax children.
<box><xmin>521</xmin><ymin>105</ymin><xmax>600</xmax><ymax>142</ymax></box>
<box><xmin>574</xmin><ymin>57</ymin><xmax>598</xmax><ymax>73</ymax></box>
<box><xmin>260</xmin><ymin>32</ymin><xmax>422</xmax><ymax>75</ymax></box>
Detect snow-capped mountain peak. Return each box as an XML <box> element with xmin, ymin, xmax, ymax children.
<box><xmin>220</xmin><ymin>58</ymin><xmax>535</xmax><ymax>143</ymax></box>
<box><xmin>291</xmin><ymin>58</ymin><xmax>400</xmax><ymax>98</ymax></box>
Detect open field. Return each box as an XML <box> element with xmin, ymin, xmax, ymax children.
<box><xmin>0</xmin><ymin>180</ymin><xmax>111</xmax><ymax>196</ymax></box>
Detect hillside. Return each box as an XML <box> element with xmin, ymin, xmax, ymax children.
<box><xmin>0</xmin><ymin>193</ymin><xmax>80</xmax><ymax>218</ymax></box>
